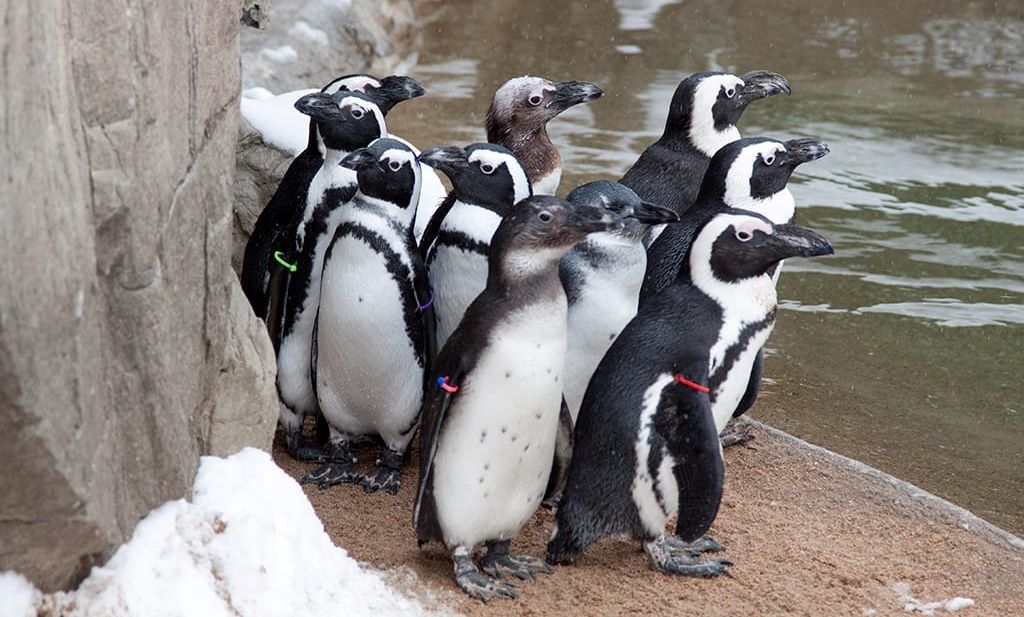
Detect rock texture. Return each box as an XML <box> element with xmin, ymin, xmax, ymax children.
<box><xmin>233</xmin><ymin>0</ymin><xmax>419</xmax><ymax>271</ymax></box>
<box><xmin>0</xmin><ymin>0</ymin><xmax>278</xmax><ymax>592</ymax></box>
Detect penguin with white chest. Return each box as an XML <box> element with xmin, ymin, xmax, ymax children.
<box><xmin>619</xmin><ymin>71</ymin><xmax>790</xmax><ymax>245</ymax></box>
<box><xmin>486</xmin><ymin>76</ymin><xmax>603</xmax><ymax>195</ymax></box>
<box><xmin>302</xmin><ymin>138</ymin><xmax>434</xmax><ymax>494</ymax></box>
<box><xmin>275</xmin><ymin>91</ymin><xmax>389</xmax><ymax>461</ymax></box>
<box><xmin>414</xmin><ymin>195</ymin><xmax>629</xmax><ymax>602</ymax></box>
<box><xmin>417</xmin><ymin>143</ymin><xmax>532</xmax><ymax>349</ymax></box>
<box><xmin>547</xmin><ymin>211</ymin><xmax>834</xmax><ymax>574</ymax></box>
<box><xmin>241</xmin><ymin>74</ymin><xmax>425</xmax><ymax>330</ymax></box>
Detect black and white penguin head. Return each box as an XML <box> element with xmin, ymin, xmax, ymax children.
<box><xmin>485</xmin><ymin>76</ymin><xmax>603</xmax><ymax>140</ymax></box>
<box><xmin>565</xmin><ymin>181</ymin><xmax>678</xmax><ymax>241</ymax></box>
<box><xmin>490</xmin><ymin>195</ymin><xmax>628</xmax><ymax>278</ymax></box>
<box><xmin>294</xmin><ymin>91</ymin><xmax>387</xmax><ymax>153</ymax></box>
<box><xmin>665</xmin><ymin>71</ymin><xmax>790</xmax><ymax>157</ymax></box>
<box><xmin>419</xmin><ymin>143</ymin><xmax>532</xmax><ymax>210</ymax></box>
<box><xmin>321</xmin><ymin>73</ymin><xmax>425</xmax><ymax>115</ymax></box>
<box><xmin>688</xmin><ymin>211</ymin><xmax>832</xmax><ymax>292</ymax></box>
<box><xmin>341</xmin><ymin>137</ymin><xmax>421</xmax><ymax>212</ymax></box>
<box><xmin>699</xmin><ymin>137</ymin><xmax>829</xmax><ymax>218</ymax></box>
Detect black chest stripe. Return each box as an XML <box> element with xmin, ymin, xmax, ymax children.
<box><xmin>436</xmin><ymin>229</ymin><xmax>489</xmax><ymax>256</ymax></box>
<box><xmin>708</xmin><ymin>310</ymin><xmax>776</xmax><ymax>403</ymax></box>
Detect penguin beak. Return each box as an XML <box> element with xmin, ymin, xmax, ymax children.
<box><xmin>762</xmin><ymin>224</ymin><xmax>834</xmax><ymax>260</ymax></box>
<box><xmin>569</xmin><ymin>204</ymin><xmax>627</xmax><ymax>234</ymax></box>
<box><xmin>340</xmin><ymin>147</ymin><xmax>378</xmax><ymax>171</ymax></box>
<box><xmin>548</xmin><ymin>80</ymin><xmax>604</xmax><ymax>111</ymax></box>
<box><xmin>418</xmin><ymin>146</ymin><xmax>469</xmax><ymax>178</ymax></box>
<box><xmin>294</xmin><ymin>92</ymin><xmax>339</xmax><ymax>121</ymax></box>
<box><xmin>629</xmin><ymin>201</ymin><xmax>680</xmax><ymax>225</ymax></box>
<box><xmin>376</xmin><ymin>75</ymin><xmax>426</xmax><ymax>113</ymax></box>
<box><xmin>737</xmin><ymin>70</ymin><xmax>791</xmax><ymax>103</ymax></box>
<box><xmin>782</xmin><ymin>138</ymin><xmax>830</xmax><ymax>167</ymax></box>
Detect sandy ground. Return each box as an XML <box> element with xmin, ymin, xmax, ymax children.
<box><xmin>273</xmin><ymin>423</ymin><xmax>1024</xmax><ymax>617</ymax></box>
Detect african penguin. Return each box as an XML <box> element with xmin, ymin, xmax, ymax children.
<box><xmin>618</xmin><ymin>71</ymin><xmax>790</xmax><ymax>245</ymax></box>
<box><xmin>486</xmin><ymin>76</ymin><xmax>603</xmax><ymax>196</ymax></box>
<box><xmin>418</xmin><ymin>143</ymin><xmax>532</xmax><ymax>349</ymax></box>
<box><xmin>241</xmin><ymin>74</ymin><xmax>424</xmax><ymax>333</ymax></box>
<box><xmin>559</xmin><ymin>182</ymin><xmax>679</xmax><ymax>425</ymax></box>
<box><xmin>547</xmin><ymin>211</ymin><xmax>834</xmax><ymax>575</ymax></box>
<box><xmin>302</xmin><ymin>138</ymin><xmax>434</xmax><ymax>495</ymax></box>
<box><xmin>275</xmin><ymin>91</ymin><xmax>388</xmax><ymax>461</ymax></box>
<box><xmin>414</xmin><ymin>195</ymin><xmax>629</xmax><ymax>602</ymax></box>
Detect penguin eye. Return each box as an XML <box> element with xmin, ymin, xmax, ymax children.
<box><xmin>735</xmin><ymin>229</ymin><xmax>753</xmax><ymax>242</ymax></box>
<box><xmin>763</xmin><ymin>154</ymin><xmax>775</xmax><ymax>166</ymax></box>
<box><xmin>725</xmin><ymin>87</ymin><xmax>736</xmax><ymax>99</ymax></box>
<box><xmin>538</xmin><ymin>211</ymin><xmax>553</xmax><ymax>223</ymax></box>
<box><xmin>388</xmin><ymin>160</ymin><xmax>402</xmax><ymax>172</ymax></box>
<box><xmin>351</xmin><ymin>107</ymin><xmax>365</xmax><ymax>119</ymax></box>
<box><xmin>480</xmin><ymin>163</ymin><xmax>495</xmax><ymax>175</ymax></box>
<box><xmin>528</xmin><ymin>94</ymin><xmax>543</xmax><ymax>106</ymax></box>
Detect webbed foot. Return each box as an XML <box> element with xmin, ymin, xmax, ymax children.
<box><xmin>644</xmin><ymin>536</ymin><xmax>732</xmax><ymax>578</ymax></box>
<box><xmin>300</xmin><ymin>461</ymin><xmax>362</xmax><ymax>489</ymax></box>
<box><xmin>453</xmin><ymin>547</ymin><xmax>518</xmax><ymax>602</ymax></box>
<box><xmin>664</xmin><ymin>534</ymin><xmax>725</xmax><ymax>556</ymax></box>
<box><xmin>720</xmin><ymin>424</ymin><xmax>755</xmax><ymax>448</ymax></box>
<box><xmin>481</xmin><ymin>540</ymin><xmax>554</xmax><ymax>580</ymax></box>
<box><xmin>361</xmin><ymin>450</ymin><xmax>403</xmax><ymax>494</ymax></box>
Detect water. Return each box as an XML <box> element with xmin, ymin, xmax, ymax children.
<box><xmin>387</xmin><ymin>0</ymin><xmax>1024</xmax><ymax>533</ymax></box>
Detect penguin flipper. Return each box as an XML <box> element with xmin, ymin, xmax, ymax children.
<box><xmin>666</xmin><ymin>388</ymin><xmax>725</xmax><ymax>543</ymax></box>
<box><xmin>732</xmin><ymin>348</ymin><xmax>763</xmax><ymax>419</ymax></box>
<box><xmin>410</xmin><ymin>246</ymin><xmax>437</xmax><ymax>375</ymax></box>
<box><xmin>417</xmin><ymin>192</ymin><xmax>456</xmax><ymax>262</ymax></box>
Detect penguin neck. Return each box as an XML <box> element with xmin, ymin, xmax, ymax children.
<box><xmin>690</xmin><ymin>258</ymin><xmax>777</xmax><ymax>325</ymax></box>
<box><xmin>725</xmin><ymin>188</ymin><xmax>795</xmax><ymax>225</ymax></box>
<box><xmin>490</xmin><ymin>247</ymin><xmax>568</xmax><ymax>299</ymax></box>
<box><xmin>493</xmin><ymin>125</ymin><xmax>560</xmax><ymax>190</ymax></box>
<box><xmin>661</xmin><ymin>118</ymin><xmax>739</xmax><ymax>160</ymax></box>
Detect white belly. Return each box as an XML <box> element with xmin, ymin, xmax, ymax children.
<box><xmin>315</xmin><ymin>236</ymin><xmax>422</xmax><ymax>450</ymax></box>
<box><xmin>432</xmin><ymin>300</ymin><xmax>567</xmax><ymax>548</ymax></box>
<box><xmin>430</xmin><ymin>246</ymin><xmax>489</xmax><ymax>349</ymax></box>
<box><xmin>710</xmin><ymin>324</ymin><xmax>774</xmax><ymax>433</ymax></box>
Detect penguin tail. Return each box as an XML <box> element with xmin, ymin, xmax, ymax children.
<box><xmin>545</xmin><ymin>510</ymin><xmax>593</xmax><ymax>565</ymax></box>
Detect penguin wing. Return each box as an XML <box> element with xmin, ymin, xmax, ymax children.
<box><xmin>410</xmin><ymin>244</ymin><xmax>437</xmax><ymax>375</ymax></box>
<box><xmin>731</xmin><ymin>348</ymin><xmax>763</xmax><ymax>419</ymax></box>
<box><xmin>659</xmin><ymin>380</ymin><xmax>725</xmax><ymax>542</ymax></box>
<box><xmin>417</xmin><ymin>192</ymin><xmax>456</xmax><ymax>262</ymax></box>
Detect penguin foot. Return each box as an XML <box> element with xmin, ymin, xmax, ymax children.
<box><xmin>719</xmin><ymin>424</ymin><xmax>755</xmax><ymax>448</ymax></box>
<box><xmin>453</xmin><ymin>547</ymin><xmax>518</xmax><ymax>602</ymax></box>
<box><xmin>360</xmin><ymin>449</ymin><xmax>403</xmax><ymax>494</ymax></box>
<box><xmin>481</xmin><ymin>541</ymin><xmax>554</xmax><ymax>580</ymax></box>
<box><xmin>286</xmin><ymin>429</ymin><xmax>353</xmax><ymax>463</ymax></box>
<box><xmin>644</xmin><ymin>536</ymin><xmax>732</xmax><ymax>578</ymax></box>
<box><xmin>540</xmin><ymin>493</ymin><xmax>561</xmax><ymax>511</ymax></box>
<box><xmin>664</xmin><ymin>534</ymin><xmax>726</xmax><ymax>556</ymax></box>
<box><xmin>300</xmin><ymin>462</ymin><xmax>361</xmax><ymax>489</ymax></box>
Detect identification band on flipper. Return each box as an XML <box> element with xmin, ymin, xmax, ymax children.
<box><xmin>417</xmin><ymin>289</ymin><xmax>434</xmax><ymax>312</ymax></box>
<box><xmin>273</xmin><ymin>251</ymin><xmax>297</xmax><ymax>272</ymax></box>
<box><xmin>673</xmin><ymin>374</ymin><xmax>710</xmax><ymax>394</ymax></box>
<box><xmin>437</xmin><ymin>375</ymin><xmax>459</xmax><ymax>393</ymax></box>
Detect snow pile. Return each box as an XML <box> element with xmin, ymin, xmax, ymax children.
<box><xmin>262</xmin><ymin>45</ymin><xmax>298</xmax><ymax>63</ymax></box>
<box><xmin>36</xmin><ymin>448</ymin><xmax>450</xmax><ymax>617</ymax></box>
<box><xmin>0</xmin><ymin>571</ymin><xmax>40</xmax><ymax>617</ymax></box>
<box><xmin>894</xmin><ymin>582</ymin><xmax>975</xmax><ymax>615</ymax></box>
<box><xmin>289</xmin><ymin>21</ymin><xmax>329</xmax><ymax>47</ymax></box>
<box><xmin>241</xmin><ymin>88</ymin><xmax>316</xmax><ymax>155</ymax></box>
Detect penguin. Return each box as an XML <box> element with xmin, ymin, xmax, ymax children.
<box><xmin>302</xmin><ymin>138</ymin><xmax>433</xmax><ymax>494</ymax></box>
<box><xmin>618</xmin><ymin>71</ymin><xmax>790</xmax><ymax>244</ymax></box>
<box><xmin>486</xmin><ymin>76</ymin><xmax>603</xmax><ymax>195</ymax></box>
<box><xmin>275</xmin><ymin>91</ymin><xmax>389</xmax><ymax>461</ymax></box>
<box><xmin>417</xmin><ymin>143</ymin><xmax>532</xmax><ymax>349</ymax></box>
<box><xmin>558</xmin><ymin>181</ymin><xmax>679</xmax><ymax>425</ymax></box>
<box><xmin>546</xmin><ymin>211</ymin><xmax>834</xmax><ymax>574</ymax></box>
<box><xmin>240</xmin><ymin>74</ymin><xmax>424</xmax><ymax>333</ymax></box>
<box><xmin>414</xmin><ymin>195</ymin><xmax>629</xmax><ymax>602</ymax></box>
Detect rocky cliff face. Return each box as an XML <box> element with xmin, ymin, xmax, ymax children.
<box><xmin>0</xmin><ymin>0</ymin><xmax>278</xmax><ymax>591</ymax></box>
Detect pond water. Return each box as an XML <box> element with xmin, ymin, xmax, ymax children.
<box><xmin>385</xmin><ymin>0</ymin><xmax>1024</xmax><ymax>533</ymax></box>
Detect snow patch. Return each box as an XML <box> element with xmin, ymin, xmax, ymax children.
<box><xmin>241</xmin><ymin>88</ymin><xmax>316</xmax><ymax>155</ymax></box>
<box><xmin>34</xmin><ymin>448</ymin><xmax>451</xmax><ymax>617</ymax></box>
<box><xmin>894</xmin><ymin>582</ymin><xmax>975</xmax><ymax>615</ymax></box>
<box><xmin>0</xmin><ymin>571</ymin><xmax>41</xmax><ymax>617</ymax></box>
<box><xmin>289</xmin><ymin>21</ymin><xmax>329</xmax><ymax>46</ymax></box>
<box><xmin>262</xmin><ymin>45</ymin><xmax>298</xmax><ymax>63</ymax></box>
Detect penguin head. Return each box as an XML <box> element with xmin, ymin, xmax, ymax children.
<box><xmin>294</xmin><ymin>91</ymin><xmax>387</xmax><ymax>153</ymax></box>
<box><xmin>689</xmin><ymin>211</ymin><xmax>833</xmax><ymax>288</ymax></box>
<box><xmin>320</xmin><ymin>73</ymin><xmax>425</xmax><ymax>115</ymax></box>
<box><xmin>700</xmin><ymin>136</ymin><xmax>829</xmax><ymax>207</ymax></box>
<box><xmin>666</xmin><ymin>71</ymin><xmax>790</xmax><ymax>157</ymax></box>
<box><xmin>486</xmin><ymin>76</ymin><xmax>603</xmax><ymax>138</ymax></box>
<box><xmin>491</xmin><ymin>195</ymin><xmax>629</xmax><ymax>275</ymax></box>
<box><xmin>419</xmin><ymin>143</ymin><xmax>532</xmax><ymax>210</ymax></box>
<box><xmin>566</xmin><ymin>181</ymin><xmax>678</xmax><ymax>240</ymax></box>
<box><xmin>341</xmin><ymin>138</ymin><xmax>421</xmax><ymax>210</ymax></box>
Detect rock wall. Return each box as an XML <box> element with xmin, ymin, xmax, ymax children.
<box><xmin>0</xmin><ymin>0</ymin><xmax>278</xmax><ymax>592</ymax></box>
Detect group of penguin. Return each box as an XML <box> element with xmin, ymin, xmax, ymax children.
<box><xmin>240</xmin><ymin>68</ymin><xmax>835</xmax><ymax>601</ymax></box>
